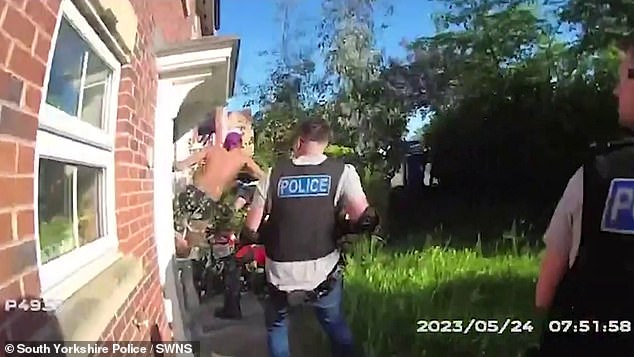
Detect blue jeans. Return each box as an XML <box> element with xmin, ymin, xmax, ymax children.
<box><xmin>264</xmin><ymin>277</ymin><xmax>355</xmax><ymax>357</ymax></box>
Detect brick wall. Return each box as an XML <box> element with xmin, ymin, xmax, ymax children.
<box><xmin>0</xmin><ymin>0</ymin><xmax>194</xmax><ymax>345</ymax></box>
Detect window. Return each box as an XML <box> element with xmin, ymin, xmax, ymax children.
<box><xmin>35</xmin><ymin>0</ymin><xmax>120</xmax><ymax>292</ymax></box>
<box><xmin>38</xmin><ymin>160</ymin><xmax>104</xmax><ymax>264</ymax></box>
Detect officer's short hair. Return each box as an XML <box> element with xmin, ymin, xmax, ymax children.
<box><xmin>297</xmin><ymin>118</ymin><xmax>331</xmax><ymax>143</ymax></box>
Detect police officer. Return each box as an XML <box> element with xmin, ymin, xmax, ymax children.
<box><xmin>241</xmin><ymin>118</ymin><xmax>377</xmax><ymax>357</ymax></box>
<box><xmin>535</xmin><ymin>35</ymin><xmax>634</xmax><ymax>356</ymax></box>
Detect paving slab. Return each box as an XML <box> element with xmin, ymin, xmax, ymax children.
<box><xmin>193</xmin><ymin>293</ymin><xmax>331</xmax><ymax>357</ymax></box>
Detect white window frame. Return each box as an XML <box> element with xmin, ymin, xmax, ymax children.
<box><xmin>34</xmin><ymin>0</ymin><xmax>120</xmax><ymax>293</ymax></box>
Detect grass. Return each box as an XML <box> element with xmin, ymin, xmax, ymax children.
<box><xmin>292</xmin><ymin>237</ymin><xmax>544</xmax><ymax>357</ymax></box>
<box><xmin>38</xmin><ymin>217</ymin><xmax>74</xmax><ymax>263</ymax></box>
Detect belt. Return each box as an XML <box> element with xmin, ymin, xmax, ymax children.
<box><xmin>268</xmin><ymin>262</ymin><xmax>343</xmax><ymax>307</ymax></box>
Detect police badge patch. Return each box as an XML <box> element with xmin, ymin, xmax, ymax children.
<box><xmin>277</xmin><ymin>175</ymin><xmax>331</xmax><ymax>198</ymax></box>
<box><xmin>601</xmin><ymin>178</ymin><xmax>634</xmax><ymax>234</ymax></box>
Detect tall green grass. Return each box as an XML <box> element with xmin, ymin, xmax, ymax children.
<box><xmin>292</xmin><ymin>238</ymin><xmax>543</xmax><ymax>357</ymax></box>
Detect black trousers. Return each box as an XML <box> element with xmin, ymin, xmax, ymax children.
<box><xmin>220</xmin><ymin>256</ymin><xmax>242</xmax><ymax>313</ymax></box>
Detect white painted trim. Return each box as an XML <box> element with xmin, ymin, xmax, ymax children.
<box><xmin>60</xmin><ymin>0</ymin><xmax>119</xmax><ymax>70</ymax></box>
<box><xmin>224</xmin><ymin>58</ymin><xmax>232</xmax><ymax>107</ymax></box>
<box><xmin>191</xmin><ymin>15</ymin><xmax>201</xmax><ymax>39</ymax></box>
<box><xmin>34</xmin><ymin>0</ymin><xmax>121</xmax><ymax>295</ymax></box>
<box><xmin>41</xmin><ymin>251</ymin><xmax>121</xmax><ymax>302</ymax></box>
<box><xmin>72</xmin><ymin>0</ymin><xmax>128</xmax><ymax>61</ymax></box>
<box><xmin>171</xmin><ymin>73</ymin><xmax>213</xmax><ymax>84</ymax></box>
<box><xmin>39</xmin><ymin>105</ymin><xmax>114</xmax><ymax>150</ymax></box>
<box><xmin>156</xmin><ymin>47</ymin><xmax>232</xmax><ymax>73</ymax></box>
<box><xmin>39</xmin><ymin>238</ymin><xmax>119</xmax><ymax>295</ymax></box>
<box><xmin>37</xmin><ymin>130</ymin><xmax>113</xmax><ymax>167</ymax></box>
<box><xmin>154</xmin><ymin>81</ymin><xmax>177</xmax><ymax>326</ymax></box>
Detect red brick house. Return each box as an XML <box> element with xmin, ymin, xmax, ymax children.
<box><xmin>0</xmin><ymin>0</ymin><xmax>239</xmax><ymax>348</ymax></box>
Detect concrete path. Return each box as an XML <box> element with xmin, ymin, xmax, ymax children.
<box><xmin>194</xmin><ymin>293</ymin><xmax>330</xmax><ymax>357</ymax></box>
<box><xmin>198</xmin><ymin>293</ymin><xmax>267</xmax><ymax>357</ymax></box>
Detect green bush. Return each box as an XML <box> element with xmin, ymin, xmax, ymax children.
<box><xmin>360</xmin><ymin>167</ymin><xmax>391</xmax><ymax>235</ymax></box>
<box><xmin>325</xmin><ymin>144</ymin><xmax>354</xmax><ymax>158</ymax></box>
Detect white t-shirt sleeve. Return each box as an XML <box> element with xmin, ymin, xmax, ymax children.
<box><xmin>251</xmin><ymin>168</ymin><xmax>271</xmax><ymax>209</ymax></box>
<box><xmin>336</xmin><ymin>164</ymin><xmax>367</xmax><ymax>205</ymax></box>
<box><xmin>543</xmin><ymin>166</ymin><xmax>583</xmax><ymax>257</ymax></box>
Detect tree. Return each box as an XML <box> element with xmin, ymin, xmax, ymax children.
<box><xmin>396</xmin><ymin>0</ymin><xmax>623</xmax><ymax>240</ymax></box>
<box><xmin>317</xmin><ymin>0</ymin><xmax>425</xmax><ymax>177</ymax></box>
<box><xmin>243</xmin><ymin>0</ymin><xmax>333</xmax><ymax>168</ymax></box>
<box><xmin>557</xmin><ymin>0</ymin><xmax>634</xmax><ymax>52</ymax></box>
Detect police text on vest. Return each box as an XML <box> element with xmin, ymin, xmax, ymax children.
<box><xmin>278</xmin><ymin>175</ymin><xmax>331</xmax><ymax>198</ymax></box>
<box><xmin>601</xmin><ymin>178</ymin><xmax>634</xmax><ymax>234</ymax></box>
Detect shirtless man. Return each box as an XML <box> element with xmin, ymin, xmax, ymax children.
<box><xmin>173</xmin><ymin>110</ymin><xmax>264</xmax><ymax>251</ymax></box>
<box><xmin>175</xmin><ymin>110</ymin><xmax>265</xmax><ymax>201</ymax></box>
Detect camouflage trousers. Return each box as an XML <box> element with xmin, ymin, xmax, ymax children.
<box><xmin>175</xmin><ymin>184</ymin><xmax>244</xmax><ymax>233</ymax></box>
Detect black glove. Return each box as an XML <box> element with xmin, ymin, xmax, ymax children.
<box><xmin>354</xmin><ymin>206</ymin><xmax>379</xmax><ymax>234</ymax></box>
<box><xmin>335</xmin><ymin>206</ymin><xmax>380</xmax><ymax>252</ymax></box>
<box><xmin>335</xmin><ymin>215</ymin><xmax>355</xmax><ymax>236</ymax></box>
<box><xmin>335</xmin><ymin>207</ymin><xmax>379</xmax><ymax>234</ymax></box>
<box><xmin>239</xmin><ymin>227</ymin><xmax>259</xmax><ymax>245</ymax></box>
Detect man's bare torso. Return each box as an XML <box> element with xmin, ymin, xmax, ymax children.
<box><xmin>193</xmin><ymin>145</ymin><xmax>250</xmax><ymax>202</ymax></box>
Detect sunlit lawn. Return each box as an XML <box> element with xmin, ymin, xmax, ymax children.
<box><xmin>292</xmin><ymin>238</ymin><xmax>543</xmax><ymax>357</ymax></box>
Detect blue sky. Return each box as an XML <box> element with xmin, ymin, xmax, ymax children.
<box><xmin>216</xmin><ymin>1</ymin><xmax>580</xmax><ymax>139</ymax></box>
<box><xmin>217</xmin><ymin>0</ymin><xmax>443</xmax><ymax>137</ymax></box>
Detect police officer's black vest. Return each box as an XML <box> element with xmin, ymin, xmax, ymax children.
<box><xmin>540</xmin><ymin>138</ymin><xmax>634</xmax><ymax>356</ymax></box>
<box><xmin>571</xmin><ymin>138</ymin><xmax>634</xmax><ymax>315</ymax></box>
<box><xmin>262</xmin><ymin>157</ymin><xmax>345</xmax><ymax>262</ymax></box>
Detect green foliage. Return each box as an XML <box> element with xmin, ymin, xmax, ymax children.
<box><xmin>324</xmin><ymin>144</ymin><xmax>354</xmax><ymax>158</ymax></box>
<box><xmin>317</xmin><ymin>0</ymin><xmax>419</xmax><ymax>176</ymax></box>
<box><xmin>247</xmin><ymin>0</ymin><xmax>632</xmax><ymax>240</ymax></box>
<box><xmin>359</xmin><ymin>166</ymin><xmax>390</xmax><ymax>234</ymax></box>
<box><xmin>558</xmin><ymin>0</ymin><xmax>634</xmax><ymax>51</ymax></box>
<box><xmin>247</xmin><ymin>0</ymin><xmax>412</xmax><ymax>190</ymax></box>
<box><xmin>38</xmin><ymin>217</ymin><xmax>73</xmax><ymax>263</ymax></box>
<box><xmin>409</xmin><ymin>0</ymin><xmax>624</xmax><ymax>219</ymax></box>
<box><xmin>297</xmin><ymin>239</ymin><xmax>540</xmax><ymax>356</ymax></box>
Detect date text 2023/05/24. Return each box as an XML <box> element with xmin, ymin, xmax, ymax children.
<box><xmin>417</xmin><ymin>319</ymin><xmax>535</xmax><ymax>334</ymax></box>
